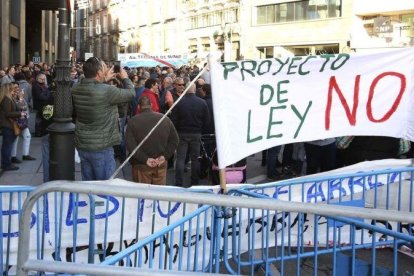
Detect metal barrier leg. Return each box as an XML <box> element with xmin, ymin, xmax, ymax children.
<box><xmin>88</xmin><ymin>194</ymin><xmax>96</xmax><ymax>264</ymax></box>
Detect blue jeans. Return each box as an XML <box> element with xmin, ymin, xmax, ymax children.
<box><xmin>78</xmin><ymin>148</ymin><xmax>116</xmax><ymax>181</ymax></box>
<box><xmin>267</xmin><ymin>145</ymin><xmax>281</xmax><ymax>178</ymax></box>
<box><xmin>1</xmin><ymin>127</ymin><xmax>17</xmax><ymax>169</ymax></box>
<box><xmin>175</xmin><ymin>133</ymin><xmax>201</xmax><ymax>187</ymax></box>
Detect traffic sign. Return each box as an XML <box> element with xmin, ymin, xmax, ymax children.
<box><xmin>32</xmin><ymin>56</ymin><xmax>41</xmax><ymax>64</ymax></box>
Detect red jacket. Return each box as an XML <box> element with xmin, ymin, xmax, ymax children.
<box><xmin>135</xmin><ymin>89</ymin><xmax>160</xmax><ymax>114</ymax></box>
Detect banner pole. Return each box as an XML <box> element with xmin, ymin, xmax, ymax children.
<box><xmin>219</xmin><ymin>169</ymin><xmax>228</xmax><ymax>194</ymax></box>
<box><xmin>208</xmin><ymin>52</ymin><xmax>228</xmax><ymax>194</ymax></box>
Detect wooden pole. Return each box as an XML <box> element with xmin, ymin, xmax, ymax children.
<box><xmin>219</xmin><ymin>169</ymin><xmax>227</xmax><ymax>194</ymax></box>
<box><xmin>208</xmin><ymin>53</ymin><xmax>228</xmax><ymax>194</ymax></box>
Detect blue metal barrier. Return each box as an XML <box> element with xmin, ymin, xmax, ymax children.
<box><xmin>8</xmin><ymin>183</ymin><xmax>224</xmax><ymax>275</ymax></box>
<box><xmin>221</xmin><ymin>167</ymin><xmax>414</xmax><ymax>275</ymax></box>
<box><xmin>101</xmin><ymin>204</ymin><xmax>214</xmax><ymax>272</ymax></box>
<box><xmin>0</xmin><ymin>186</ymin><xmax>34</xmax><ymax>275</ymax></box>
<box><xmin>88</xmin><ymin>168</ymin><xmax>414</xmax><ymax>275</ymax></box>
<box><xmin>8</xmin><ymin>167</ymin><xmax>414</xmax><ymax>275</ymax></box>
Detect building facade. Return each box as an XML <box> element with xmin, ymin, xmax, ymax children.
<box><xmin>0</xmin><ymin>0</ymin><xmax>26</xmax><ymax>67</ymax></box>
<box><xmin>84</xmin><ymin>0</ymin><xmax>185</xmax><ymax>62</ymax></box>
<box><xmin>243</xmin><ymin>0</ymin><xmax>353</xmax><ymax>58</ymax></box>
<box><xmin>180</xmin><ymin>0</ymin><xmax>241</xmax><ymax>62</ymax></box>
<box><xmin>0</xmin><ymin>1</ymin><xmax>412</xmax><ymax>68</ymax></box>
<box><xmin>80</xmin><ymin>0</ymin><xmax>414</xmax><ymax>65</ymax></box>
<box><xmin>26</xmin><ymin>9</ymin><xmax>58</xmax><ymax>65</ymax></box>
<box><xmin>351</xmin><ymin>0</ymin><xmax>414</xmax><ymax>53</ymax></box>
<box><xmin>0</xmin><ymin>0</ymin><xmax>59</xmax><ymax>68</ymax></box>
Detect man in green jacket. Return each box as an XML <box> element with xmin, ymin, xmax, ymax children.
<box><xmin>72</xmin><ymin>57</ymin><xmax>134</xmax><ymax>180</ymax></box>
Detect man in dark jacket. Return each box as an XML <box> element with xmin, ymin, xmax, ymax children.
<box><xmin>71</xmin><ymin>57</ymin><xmax>135</xmax><ymax>180</ymax></box>
<box><xmin>126</xmin><ymin>96</ymin><xmax>179</xmax><ymax>185</ymax></box>
<box><xmin>171</xmin><ymin>83</ymin><xmax>209</xmax><ymax>187</ymax></box>
<box><xmin>32</xmin><ymin>73</ymin><xmax>53</xmax><ymax>137</ymax></box>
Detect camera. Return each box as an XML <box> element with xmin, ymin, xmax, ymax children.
<box><xmin>113</xmin><ymin>61</ymin><xmax>121</xmax><ymax>73</ymax></box>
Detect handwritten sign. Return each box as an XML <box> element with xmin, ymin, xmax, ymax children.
<box><xmin>2</xmin><ymin>160</ymin><xmax>413</xmax><ymax>271</ymax></box>
<box><xmin>210</xmin><ymin>49</ymin><xmax>414</xmax><ymax>168</ymax></box>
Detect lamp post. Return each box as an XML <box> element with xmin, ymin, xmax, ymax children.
<box><xmin>47</xmin><ymin>0</ymin><xmax>75</xmax><ymax>181</ymax></box>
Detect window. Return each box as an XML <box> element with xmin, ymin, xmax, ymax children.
<box><xmin>103</xmin><ymin>39</ymin><xmax>108</xmax><ymax>60</ymax></box>
<box><xmin>164</xmin><ymin>24</ymin><xmax>175</xmax><ymax>51</ymax></box>
<box><xmin>257</xmin><ymin>0</ymin><xmax>341</xmax><ymax>25</ymax></box>
<box><xmin>190</xmin><ymin>16</ymin><xmax>197</xmax><ymax>29</ymax></box>
<box><xmin>257</xmin><ymin>5</ymin><xmax>275</xmax><ymax>24</ymax></box>
<box><xmin>217</xmin><ymin>11</ymin><xmax>223</xmax><ymax>26</ymax></box>
<box><xmin>95</xmin><ymin>15</ymin><xmax>101</xmax><ymax>35</ymax></box>
<box><xmin>257</xmin><ymin>46</ymin><xmax>274</xmax><ymax>59</ymax></box>
<box><xmin>401</xmin><ymin>14</ymin><xmax>414</xmax><ymax>40</ymax></box>
<box><xmin>10</xmin><ymin>0</ymin><xmax>20</xmax><ymax>26</ymax></box>
<box><xmin>328</xmin><ymin>0</ymin><xmax>341</xmax><ymax>17</ymax></box>
<box><xmin>103</xmin><ymin>13</ymin><xmax>108</xmax><ymax>33</ymax></box>
<box><xmin>202</xmin><ymin>15</ymin><xmax>208</xmax><ymax>27</ymax></box>
<box><xmin>401</xmin><ymin>14</ymin><xmax>414</xmax><ymax>25</ymax></box>
<box><xmin>89</xmin><ymin>18</ymin><xmax>94</xmax><ymax>36</ymax></box>
<box><xmin>295</xmin><ymin>1</ymin><xmax>307</xmax><ymax>21</ymax></box>
<box><xmin>225</xmin><ymin>8</ymin><xmax>237</xmax><ymax>23</ymax></box>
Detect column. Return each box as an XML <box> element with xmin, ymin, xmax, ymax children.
<box><xmin>0</xmin><ymin>2</ymin><xmax>10</xmax><ymax>67</ymax></box>
<box><xmin>19</xmin><ymin>0</ymin><xmax>26</xmax><ymax>64</ymax></box>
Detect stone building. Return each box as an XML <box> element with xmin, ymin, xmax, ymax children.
<box><xmin>351</xmin><ymin>0</ymin><xmax>414</xmax><ymax>53</ymax></box>
<box><xmin>1</xmin><ymin>1</ymin><xmax>412</xmax><ymax>68</ymax></box>
<box><xmin>0</xmin><ymin>0</ymin><xmax>59</xmax><ymax>68</ymax></box>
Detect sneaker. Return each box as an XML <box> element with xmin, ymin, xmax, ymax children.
<box><xmin>23</xmin><ymin>155</ymin><xmax>36</xmax><ymax>161</ymax></box>
<box><xmin>3</xmin><ymin>165</ymin><xmax>19</xmax><ymax>171</ymax></box>
<box><xmin>11</xmin><ymin>157</ymin><xmax>22</xmax><ymax>164</ymax></box>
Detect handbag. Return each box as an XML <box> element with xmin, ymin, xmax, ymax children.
<box><xmin>9</xmin><ymin>119</ymin><xmax>21</xmax><ymax>136</ymax></box>
<box><xmin>17</xmin><ymin>117</ymin><xmax>28</xmax><ymax>130</ymax></box>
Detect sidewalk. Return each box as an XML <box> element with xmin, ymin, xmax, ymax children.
<box><xmin>0</xmin><ymin>135</ymin><xmax>268</xmax><ymax>186</ymax></box>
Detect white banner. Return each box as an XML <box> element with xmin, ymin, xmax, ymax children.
<box><xmin>118</xmin><ymin>53</ymin><xmax>188</xmax><ymax>68</ymax></box>
<box><xmin>2</xmin><ymin>160</ymin><xmax>414</xmax><ymax>272</ymax></box>
<box><xmin>210</xmin><ymin>49</ymin><xmax>414</xmax><ymax>168</ymax></box>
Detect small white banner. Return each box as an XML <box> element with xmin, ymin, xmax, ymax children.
<box><xmin>210</xmin><ymin>49</ymin><xmax>414</xmax><ymax>168</ymax></box>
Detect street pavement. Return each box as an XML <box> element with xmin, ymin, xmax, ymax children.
<box><xmin>0</xmin><ymin>135</ymin><xmax>269</xmax><ymax>186</ymax></box>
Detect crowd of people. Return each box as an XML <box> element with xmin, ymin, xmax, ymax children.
<box><xmin>0</xmin><ymin>58</ymin><xmax>411</xmax><ymax>185</ymax></box>
<box><xmin>71</xmin><ymin>58</ymin><xmax>212</xmax><ymax>187</ymax></box>
<box><xmin>0</xmin><ymin>62</ymin><xmax>42</xmax><ymax>171</ymax></box>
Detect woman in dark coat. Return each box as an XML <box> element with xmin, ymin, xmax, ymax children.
<box><xmin>0</xmin><ymin>83</ymin><xmax>25</xmax><ymax>170</ymax></box>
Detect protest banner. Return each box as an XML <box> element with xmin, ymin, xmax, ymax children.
<box><xmin>118</xmin><ymin>53</ymin><xmax>188</xmax><ymax>68</ymax></box>
<box><xmin>210</xmin><ymin>49</ymin><xmax>414</xmax><ymax>168</ymax></box>
<box><xmin>2</xmin><ymin>160</ymin><xmax>413</xmax><ymax>272</ymax></box>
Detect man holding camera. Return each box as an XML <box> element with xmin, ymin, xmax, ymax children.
<box><xmin>72</xmin><ymin>57</ymin><xmax>135</xmax><ymax>180</ymax></box>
